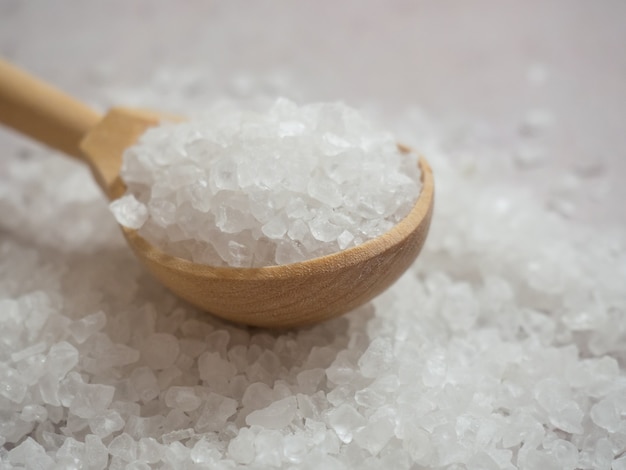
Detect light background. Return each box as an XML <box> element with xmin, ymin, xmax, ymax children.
<box><xmin>1</xmin><ymin>0</ymin><xmax>625</xmax><ymax>225</ymax></box>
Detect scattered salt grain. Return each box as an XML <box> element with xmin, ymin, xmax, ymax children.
<box><xmin>110</xmin><ymin>194</ymin><xmax>148</xmax><ymax>230</ymax></box>
<box><xmin>164</xmin><ymin>386</ymin><xmax>201</xmax><ymax>412</ymax></box>
<box><xmin>246</xmin><ymin>396</ymin><xmax>297</xmax><ymax>429</ymax></box>
<box><xmin>108</xmin><ymin>432</ymin><xmax>137</xmax><ymax>462</ymax></box>
<box><xmin>113</xmin><ymin>99</ymin><xmax>421</xmax><ymax>266</ymax></box>
<box><xmin>326</xmin><ymin>404</ymin><xmax>367</xmax><ymax>443</ymax></box>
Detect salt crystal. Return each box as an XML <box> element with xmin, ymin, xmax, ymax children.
<box><xmin>614</xmin><ymin>455</ymin><xmax>626</xmax><ymax>470</ymax></box>
<box><xmin>195</xmin><ymin>392</ymin><xmax>238</xmax><ymax>431</ymax></box>
<box><xmin>68</xmin><ymin>381</ymin><xmax>115</xmax><ymax>419</ymax></box>
<box><xmin>137</xmin><ymin>437</ymin><xmax>164</xmax><ymax>464</ymax></box>
<box><xmin>10</xmin><ymin>341</ymin><xmax>47</xmax><ymax>362</ymax></box>
<box><xmin>161</xmin><ymin>427</ymin><xmax>195</xmax><ymax>445</ymax></box>
<box><xmin>592</xmin><ymin>437</ymin><xmax>613</xmax><ymax>470</ymax></box>
<box><xmin>69</xmin><ymin>311</ymin><xmax>107</xmax><ymax>343</ymax></box>
<box><xmin>109</xmin><ymin>194</ymin><xmax>148</xmax><ymax>229</ymax></box>
<box><xmin>20</xmin><ymin>404</ymin><xmax>47</xmax><ymax>422</ymax></box>
<box><xmin>283</xmin><ymin>434</ymin><xmax>309</xmax><ymax>463</ymax></box>
<box><xmin>309</xmin><ymin>216</ymin><xmax>343</xmax><ymax>243</ymax></box>
<box><xmin>88</xmin><ymin>409</ymin><xmax>125</xmax><ymax>437</ymax></box>
<box><xmin>246</xmin><ymin>396</ymin><xmax>297</xmax><ymax>429</ymax></box>
<box><xmin>0</xmin><ymin>365</ymin><xmax>27</xmax><ymax>403</ymax></box>
<box><xmin>164</xmin><ymin>386</ymin><xmax>201</xmax><ymax>412</ymax></box>
<box><xmin>228</xmin><ymin>427</ymin><xmax>256</xmax><ymax>464</ymax></box>
<box><xmin>129</xmin><ymin>366</ymin><xmax>160</xmax><ymax>403</ymax></box>
<box><xmin>7</xmin><ymin>437</ymin><xmax>54</xmax><ymax>469</ymax></box>
<box><xmin>547</xmin><ymin>439</ymin><xmax>579</xmax><ymax>469</ymax></box>
<box><xmin>190</xmin><ymin>438</ymin><xmax>221</xmax><ymax>464</ymax></box>
<box><xmin>591</xmin><ymin>397</ymin><xmax>621</xmax><ymax>432</ymax></box>
<box><xmin>296</xmin><ymin>368</ymin><xmax>326</xmax><ymax>394</ymax></box>
<box><xmin>358</xmin><ymin>338</ymin><xmax>394</xmax><ymax>378</ymax></box>
<box><xmin>198</xmin><ymin>351</ymin><xmax>236</xmax><ymax>383</ymax></box>
<box><xmin>113</xmin><ymin>99</ymin><xmax>419</xmax><ymax>267</ymax></box>
<box><xmin>57</xmin><ymin>436</ymin><xmax>85</xmax><ymax>466</ymax></box>
<box><xmin>337</xmin><ymin>230</ymin><xmax>355</xmax><ymax>250</ymax></box>
<box><xmin>108</xmin><ymin>432</ymin><xmax>137</xmax><ymax>462</ymax></box>
<box><xmin>326</xmin><ymin>404</ymin><xmax>367</xmax><ymax>443</ymax></box>
<box><xmin>254</xmin><ymin>430</ymin><xmax>284</xmax><ymax>467</ymax></box>
<box><xmin>46</xmin><ymin>341</ymin><xmax>79</xmax><ymax>378</ymax></box>
<box><xmin>353</xmin><ymin>413</ymin><xmax>395</xmax><ymax>455</ymax></box>
<box><xmin>141</xmin><ymin>333</ymin><xmax>180</xmax><ymax>370</ymax></box>
<box><xmin>85</xmin><ymin>434</ymin><xmax>109</xmax><ymax>470</ymax></box>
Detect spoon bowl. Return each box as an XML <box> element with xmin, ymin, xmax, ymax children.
<box><xmin>0</xmin><ymin>60</ymin><xmax>434</xmax><ymax>328</ymax></box>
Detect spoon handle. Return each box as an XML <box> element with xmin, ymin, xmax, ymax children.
<box><xmin>0</xmin><ymin>59</ymin><xmax>101</xmax><ymax>159</ymax></box>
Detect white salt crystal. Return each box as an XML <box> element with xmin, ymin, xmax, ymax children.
<box><xmin>190</xmin><ymin>438</ymin><xmax>221</xmax><ymax>464</ymax></box>
<box><xmin>108</xmin><ymin>432</ymin><xmax>137</xmax><ymax>462</ymax></box>
<box><xmin>254</xmin><ymin>430</ymin><xmax>285</xmax><ymax>467</ymax></box>
<box><xmin>0</xmin><ymin>365</ymin><xmax>27</xmax><ymax>403</ymax></box>
<box><xmin>591</xmin><ymin>397</ymin><xmax>621</xmax><ymax>432</ymax></box>
<box><xmin>195</xmin><ymin>393</ymin><xmax>238</xmax><ymax>431</ymax></box>
<box><xmin>7</xmin><ymin>437</ymin><xmax>54</xmax><ymax>469</ymax></box>
<box><xmin>592</xmin><ymin>437</ymin><xmax>613</xmax><ymax>470</ymax></box>
<box><xmin>353</xmin><ymin>413</ymin><xmax>395</xmax><ymax>455</ymax></box>
<box><xmin>161</xmin><ymin>428</ymin><xmax>195</xmax><ymax>445</ymax></box>
<box><xmin>164</xmin><ymin>386</ymin><xmax>201</xmax><ymax>412</ymax></box>
<box><xmin>20</xmin><ymin>404</ymin><xmax>47</xmax><ymax>422</ymax></box>
<box><xmin>547</xmin><ymin>439</ymin><xmax>579</xmax><ymax>469</ymax></box>
<box><xmin>115</xmin><ymin>99</ymin><xmax>419</xmax><ymax>267</ymax></box>
<box><xmin>69</xmin><ymin>311</ymin><xmax>107</xmax><ymax>343</ymax></box>
<box><xmin>141</xmin><ymin>333</ymin><xmax>180</xmax><ymax>370</ymax></box>
<box><xmin>358</xmin><ymin>338</ymin><xmax>394</xmax><ymax>378</ymax></box>
<box><xmin>296</xmin><ymin>368</ymin><xmax>326</xmax><ymax>394</ymax></box>
<box><xmin>228</xmin><ymin>427</ymin><xmax>256</xmax><ymax>464</ymax></box>
<box><xmin>283</xmin><ymin>434</ymin><xmax>309</xmax><ymax>463</ymax></box>
<box><xmin>68</xmin><ymin>381</ymin><xmax>115</xmax><ymax>419</ymax></box>
<box><xmin>46</xmin><ymin>341</ymin><xmax>79</xmax><ymax>378</ymax></box>
<box><xmin>129</xmin><ymin>366</ymin><xmax>160</xmax><ymax>403</ymax></box>
<box><xmin>337</xmin><ymin>230</ymin><xmax>355</xmax><ymax>250</ymax></box>
<box><xmin>198</xmin><ymin>351</ymin><xmax>236</xmax><ymax>382</ymax></box>
<box><xmin>109</xmin><ymin>194</ymin><xmax>148</xmax><ymax>229</ymax></box>
<box><xmin>309</xmin><ymin>216</ymin><xmax>343</xmax><ymax>243</ymax></box>
<box><xmin>246</xmin><ymin>396</ymin><xmax>297</xmax><ymax>429</ymax></box>
<box><xmin>614</xmin><ymin>455</ymin><xmax>626</xmax><ymax>470</ymax></box>
<box><xmin>85</xmin><ymin>434</ymin><xmax>109</xmax><ymax>470</ymax></box>
<box><xmin>326</xmin><ymin>404</ymin><xmax>367</xmax><ymax>443</ymax></box>
<box><xmin>137</xmin><ymin>437</ymin><xmax>164</xmax><ymax>464</ymax></box>
<box><xmin>402</xmin><ymin>427</ymin><xmax>432</xmax><ymax>463</ymax></box>
<box><xmin>88</xmin><ymin>409</ymin><xmax>125</xmax><ymax>437</ymax></box>
<box><xmin>10</xmin><ymin>341</ymin><xmax>47</xmax><ymax>362</ymax></box>
<box><xmin>57</xmin><ymin>437</ymin><xmax>85</xmax><ymax>466</ymax></box>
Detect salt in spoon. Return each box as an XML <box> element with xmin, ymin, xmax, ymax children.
<box><xmin>0</xmin><ymin>59</ymin><xmax>434</xmax><ymax>328</ymax></box>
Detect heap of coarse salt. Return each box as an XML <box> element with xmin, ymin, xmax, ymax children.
<box><xmin>109</xmin><ymin>98</ymin><xmax>421</xmax><ymax>267</ymax></box>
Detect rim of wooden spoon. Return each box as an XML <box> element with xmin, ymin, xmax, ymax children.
<box><xmin>120</xmin><ymin>150</ymin><xmax>434</xmax><ymax>327</ymax></box>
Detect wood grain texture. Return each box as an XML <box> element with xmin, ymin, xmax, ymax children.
<box><xmin>0</xmin><ymin>59</ymin><xmax>100</xmax><ymax>159</ymax></box>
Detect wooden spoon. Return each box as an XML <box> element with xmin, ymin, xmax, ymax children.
<box><xmin>0</xmin><ymin>59</ymin><xmax>434</xmax><ymax>328</ymax></box>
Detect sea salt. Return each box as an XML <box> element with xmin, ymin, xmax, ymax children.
<box><xmin>112</xmin><ymin>99</ymin><xmax>421</xmax><ymax>267</ymax></box>
<box><xmin>2</xmin><ymin>65</ymin><xmax>626</xmax><ymax>470</ymax></box>
<box><xmin>109</xmin><ymin>194</ymin><xmax>148</xmax><ymax>230</ymax></box>
<box><xmin>245</xmin><ymin>396</ymin><xmax>297</xmax><ymax>429</ymax></box>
